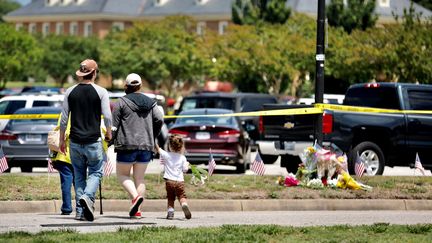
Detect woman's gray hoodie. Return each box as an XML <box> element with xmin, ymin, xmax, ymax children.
<box><xmin>112</xmin><ymin>92</ymin><xmax>164</xmax><ymax>151</ymax></box>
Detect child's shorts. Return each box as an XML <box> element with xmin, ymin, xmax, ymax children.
<box><xmin>116</xmin><ymin>150</ymin><xmax>152</xmax><ymax>163</ymax></box>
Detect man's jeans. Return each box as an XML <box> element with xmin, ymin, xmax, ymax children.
<box><xmin>53</xmin><ymin>161</ymin><xmax>75</xmax><ymax>214</ymax></box>
<box><xmin>70</xmin><ymin>141</ymin><xmax>104</xmax><ymax>214</ymax></box>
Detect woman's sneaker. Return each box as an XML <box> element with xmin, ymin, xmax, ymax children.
<box><xmin>129</xmin><ymin>196</ymin><xmax>144</xmax><ymax>217</ymax></box>
<box><xmin>181</xmin><ymin>204</ymin><xmax>192</xmax><ymax>219</ymax></box>
<box><xmin>130</xmin><ymin>211</ymin><xmax>142</xmax><ymax>219</ymax></box>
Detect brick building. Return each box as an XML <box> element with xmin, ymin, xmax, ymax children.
<box><xmin>4</xmin><ymin>0</ymin><xmax>431</xmax><ymax>38</ymax></box>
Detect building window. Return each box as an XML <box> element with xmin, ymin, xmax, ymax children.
<box><xmin>70</xmin><ymin>22</ymin><xmax>78</xmax><ymax>36</ymax></box>
<box><xmin>218</xmin><ymin>21</ymin><xmax>228</xmax><ymax>35</ymax></box>
<box><xmin>56</xmin><ymin>22</ymin><xmax>64</xmax><ymax>35</ymax></box>
<box><xmin>379</xmin><ymin>0</ymin><xmax>390</xmax><ymax>7</ymax></box>
<box><xmin>15</xmin><ymin>23</ymin><xmax>23</xmax><ymax>31</ymax></box>
<box><xmin>84</xmin><ymin>22</ymin><xmax>92</xmax><ymax>37</ymax></box>
<box><xmin>42</xmin><ymin>23</ymin><xmax>50</xmax><ymax>36</ymax></box>
<box><xmin>112</xmin><ymin>22</ymin><xmax>125</xmax><ymax>31</ymax></box>
<box><xmin>197</xmin><ymin>22</ymin><xmax>206</xmax><ymax>36</ymax></box>
<box><xmin>28</xmin><ymin>23</ymin><xmax>36</xmax><ymax>34</ymax></box>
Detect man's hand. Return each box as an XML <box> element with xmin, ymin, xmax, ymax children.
<box><xmin>59</xmin><ymin>139</ymin><xmax>67</xmax><ymax>155</ymax></box>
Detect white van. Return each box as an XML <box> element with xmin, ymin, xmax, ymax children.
<box><xmin>0</xmin><ymin>95</ymin><xmax>64</xmax><ymax>131</ymax></box>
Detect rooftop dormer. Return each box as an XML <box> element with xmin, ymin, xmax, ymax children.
<box><xmin>154</xmin><ymin>0</ymin><xmax>169</xmax><ymax>7</ymax></box>
<box><xmin>195</xmin><ymin>0</ymin><xmax>210</xmax><ymax>5</ymax></box>
<box><xmin>45</xmin><ymin>0</ymin><xmax>60</xmax><ymax>6</ymax></box>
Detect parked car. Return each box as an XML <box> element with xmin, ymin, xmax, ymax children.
<box><xmin>0</xmin><ymin>106</ymin><xmax>61</xmax><ymax>172</ymax></box>
<box><xmin>0</xmin><ymin>94</ymin><xmax>64</xmax><ymax>131</ymax></box>
<box><xmin>168</xmin><ymin>108</ymin><xmax>251</xmax><ymax>173</ymax></box>
<box><xmin>169</xmin><ymin>92</ymin><xmax>278</xmax><ymax>145</ymax></box>
<box><xmin>21</xmin><ymin>86</ymin><xmax>63</xmax><ymax>95</ymax></box>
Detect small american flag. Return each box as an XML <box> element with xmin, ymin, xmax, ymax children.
<box><xmin>47</xmin><ymin>158</ymin><xmax>56</xmax><ymax>173</ymax></box>
<box><xmin>208</xmin><ymin>151</ymin><xmax>216</xmax><ymax>176</ymax></box>
<box><xmin>251</xmin><ymin>153</ymin><xmax>265</xmax><ymax>176</ymax></box>
<box><xmin>103</xmin><ymin>158</ymin><xmax>114</xmax><ymax>177</ymax></box>
<box><xmin>0</xmin><ymin>147</ymin><xmax>8</xmax><ymax>173</ymax></box>
<box><xmin>415</xmin><ymin>153</ymin><xmax>425</xmax><ymax>176</ymax></box>
<box><xmin>354</xmin><ymin>152</ymin><xmax>365</xmax><ymax>177</ymax></box>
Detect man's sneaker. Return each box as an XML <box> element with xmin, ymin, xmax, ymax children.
<box><xmin>182</xmin><ymin>204</ymin><xmax>192</xmax><ymax>219</ymax></box>
<box><xmin>166</xmin><ymin>210</ymin><xmax>174</xmax><ymax>220</ymax></box>
<box><xmin>79</xmin><ymin>196</ymin><xmax>95</xmax><ymax>222</ymax></box>
<box><xmin>129</xmin><ymin>195</ymin><xmax>144</xmax><ymax>217</ymax></box>
<box><xmin>75</xmin><ymin>212</ymin><xmax>84</xmax><ymax>221</ymax></box>
<box><xmin>130</xmin><ymin>211</ymin><xmax>142</xmax><ymax>219</ymax></box>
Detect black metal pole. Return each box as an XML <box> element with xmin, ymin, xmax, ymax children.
<box><xmin>99</xmin><ymin>181</ymin><xmax>103</xmax><ymax>215</ymax></box>
<box><xmin>314</xmin><ymin>0</ymin><xmax>325</xmax><ymax>146</ymax></box>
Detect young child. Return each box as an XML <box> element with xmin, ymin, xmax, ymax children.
<box><xmin>155</xmin><ymin>134</ymin><xmax>191</xmax><ymax>220</ymax></box>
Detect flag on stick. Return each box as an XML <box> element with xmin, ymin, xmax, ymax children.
<box><xmin>103</xmin><ymin>158</ymin><xmax>114</xmax><ymax>177</ymax></box>
<box><xmin>354</xmin><ymin>152</ymin><xmax>365</xmax><ymax>177</ymax></box>
<box><xmin>251</xmin><ymin>153</ymin><xmax>265</xmax><ymax>176</ymax></box>
<box><xmin>0</xmin><ymin>147</ymin><xmax>8</xmax><ymax>173</ymax></box>
<box><xmin>208</xmin><ymin>150</ymin><xmax>216</xmax><ymax>176</ymax></box>
<box><xmin>47</xmin><ymin>158</ymin><xmax>56</xmax><ymax>173</ymax></box>
<box><xmin>415</xmin><ymin>153</ymin><xmax>425</xmax><ymax>176</ymax></box>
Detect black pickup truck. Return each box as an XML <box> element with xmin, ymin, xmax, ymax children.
<box><xmin>257</xmin><ymin>82</ymin><xmax>432</xmax><ymax>175</ymax></box>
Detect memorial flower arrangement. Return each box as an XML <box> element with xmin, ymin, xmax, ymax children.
<box><xmin>277</xmin><ymin>144</ymin><xmax>372</xmax><ymax>191</ymax></box>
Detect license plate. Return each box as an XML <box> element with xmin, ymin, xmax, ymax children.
<box><xmin>195</xmin><ymin>132</ymin><xmax>210</xmax><ymax>140</ymax></box>
<box><xmin>25</xmin><ymin>134</ymin><xmax>42</xmax><ymax>142</ymax></box>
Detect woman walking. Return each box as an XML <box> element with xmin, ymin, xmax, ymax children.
<box><xmin>112</xmin><ymin>73</ymin><xmax>164</xmax><ymax>218</ymax></box>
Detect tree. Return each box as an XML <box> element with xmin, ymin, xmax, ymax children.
<box><xmin>413</xmin><ymin>0</ymin><xmax>432</xmax><ymax>11</ymax></box>
<box><xmin>201</xmin><ymin>14</ymin><xmax>316</xmax><ymax>96</ymax></box>
<box><xmin>38</xmin><ymin>35</ymin><xmax>100</xmax><ymax>87</ymax></box>
<box><xmin>0</xmin><ymin>0</ymin><xmax>20</xmax><ymax>22</ymax></box>
<box><xmin>100</xmin><ymin>16</ymin><xmax>207</xmax><ymax>97</ymax></box>
<box><xmin>232</xmin><ymin>0</ymin><xmax>291</xmax><ymax>25</ymax></box>
<box><xmin>327</xmin><ymin>0</ymin><xmax>378</xmax><ymax>33</ymax></box>
<box><xmin>0</xmin><ymin>23</ymin><xmax>42</xmax><ymax>87</ymax></box>
<box><xmin>391</xmin><ymin>3</ymin><xmax>432</xmax><ymax>83</ymax></box>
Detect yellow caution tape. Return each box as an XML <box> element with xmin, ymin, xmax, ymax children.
<box><xmin>1</xmin><ymin>103</ymin><xmax>431</xmax><ymax>120</ymax></box>
<box><xmin>0</xmin><ymin>114</ymin><xmax>60</xmax><ymax>119</ymax></box>
<box><xmin>163</xmin><ymin>107</ymin><xmax>323</xmax><ymax>119</ymax></box>
<box><xmin>316</xmin><ymin>103</ymin><xmax>432</xmax><ymax>115</ymax></box>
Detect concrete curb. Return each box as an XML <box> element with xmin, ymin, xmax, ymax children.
<box><xmin>1</xmin><ymin>199</ymin><xmax>431</xmax><ymax>214</ymax></box>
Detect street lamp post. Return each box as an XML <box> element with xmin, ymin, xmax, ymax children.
<box><xmin>314</xmin><ymin>0</ymin><xmax>325</xmax><ymax>146</ymax></box>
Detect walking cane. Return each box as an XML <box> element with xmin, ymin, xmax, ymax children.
<box><xmin>99</xmin><ymin>180</ymin><xmax>103</xmax><ymax>215</ymax></box>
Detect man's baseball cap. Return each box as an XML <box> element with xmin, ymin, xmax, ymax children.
<box><xmin>125</xmin><ymin>73</ymin><xmax>142</xmax><ymax>86</ymax></box>
<box><xmin>76</xmin><ymin>59</ymin><xmax>98</xmax><ymax>77</ymax></box>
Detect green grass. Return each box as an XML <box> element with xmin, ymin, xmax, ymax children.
<box><xmin>1</xmin><ymin>174</ymin><xmax>431</xmax><ymax>201</ymax></box>
<box><xmin>0</xmin><ymin>224</ymin><xmax>431</xmax><ymax>242</ymax></box>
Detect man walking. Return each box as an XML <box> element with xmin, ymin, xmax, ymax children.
<box><xmin>59</xmin><ymin>59</ymin><xmax>112</xmax><ymax>221</ymax></box>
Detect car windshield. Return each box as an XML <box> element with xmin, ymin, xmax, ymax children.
<box><xmin>181</xmin><ymin>97</ymin><xmax>235</xmax><ymax>111</ymax></box>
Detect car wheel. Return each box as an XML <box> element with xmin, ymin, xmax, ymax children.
<box><xmin>20</xmin><ymin>166</ymin><xmax>33</xmax><ymax>173</ymax></box>
<box><xmin>349</xmin><ymin>141</ymin><xmax>385</xmax><ymax>176</ymax></box>
<box><xmin>236</xmin><ymin>161</ymin><xmax>246</xmax><ymax>173</ymax></box>
<box><xmin>280</xmin><ymin>154</ymin><xmax>301</xmax><ymax>174</ymax></box>
<box><xmin>260</xmin><ymin>154</ymin><xmax>279</xmax><ymax>164</ymax></box>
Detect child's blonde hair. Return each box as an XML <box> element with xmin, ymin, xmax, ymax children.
<box><xmin>168</xmin><ymin>134</ymin><xmax>185</xmax><ymax>154</ymax></box>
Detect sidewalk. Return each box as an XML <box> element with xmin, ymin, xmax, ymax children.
<box><xmin>1</xmin><ymin>199</ymin><xmax>432</xmax><ymax>214</ymax></box>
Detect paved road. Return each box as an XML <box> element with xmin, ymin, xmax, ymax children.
<box><xmin>1</xmin><ymin>211</ymin><xmax>431</xmax><ymax>234</ymax></box>
<box><xmin>10</xmin><ymin>148</ymin><xmax>432</xmax><ymax>176</ymax></box>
